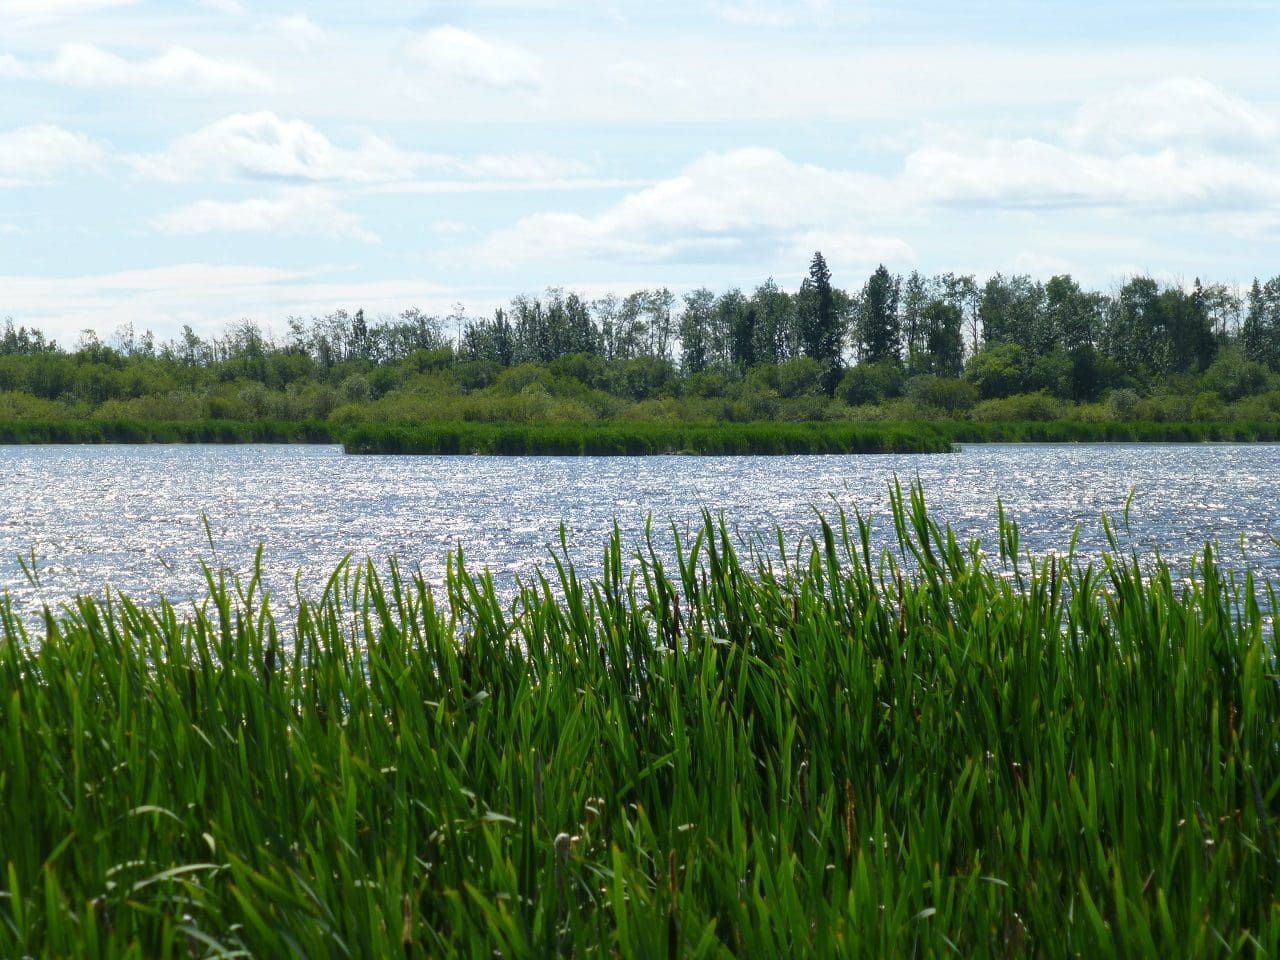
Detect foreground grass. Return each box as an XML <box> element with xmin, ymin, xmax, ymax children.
<box><xmin>1</xmin><ymin>485</ymin><xmax>1278</xmax><ymax>957</ymax></box>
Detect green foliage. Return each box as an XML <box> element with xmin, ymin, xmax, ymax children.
<box><xmin>969</xmin><ymin>390</ymin><xmax>1066</xmax><ymax>422</ymax></box>
<box><xmin>1203</xmin><ymin>347</ymin><xmax>1271</xmax><ymax>402</ymax></box>
<box><xmin>0</xmin><ymin>390</ymin><xmax>68</xmax><ymax>420</ymax></box>
<box><xmin>964</xmin><ymin>343</ymin><xmax>1030</xmax><ymax>399</ymax></box>
<box><xmin>2</xmin><ymin>488</ymin><xmax>1279</xmax><ymax>956</ymax></box>
<box><xmin>2</xmin><ymin>261</ymin><xmax>1280</xmax><ymax>441</ymax></box>
<box><xmin>837</xmin><ymin>360</ymin><xmax>906</xmax><ymax>405</ymax></box>
<box><xmin>794</xmin><ymin>252</ymin><xmax>841</xmax><ymax>386</ymax></box>
<box><xmin>905</xmin><ymin>375</ymin><xmax>979</xmax><ymax>414</ymax></box>
<box><xmin>774</xmin><ymin>356</ymin><xmax>826</xmax><ymax>398</ymax></box>
<box><xmin>856</xmin><ymin>264</ymin><xmax>901</xmax><ymax>365</ymax></box>
<box><xmin>1190</xmin><ymin>390</ymin><xmax>1224</xmax><ymax>421</ymax></box>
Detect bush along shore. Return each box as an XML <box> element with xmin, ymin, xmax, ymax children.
<box><xmin>1</xmin><ymin>484</ymin><xmax>1278</xmax><ymax>956</ymax></box>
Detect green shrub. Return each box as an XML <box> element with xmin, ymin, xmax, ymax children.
<box><xmin>969</xmin><ymin>391</ymin><xmax>1065</xmax><ymax>422</ymax></box>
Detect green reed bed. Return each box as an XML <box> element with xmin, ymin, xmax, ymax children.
<box><xmin>938</xmin><ymin>420</ymin><xmax>1280</xmax><ymax>444</ymax></box>
<box><xmin>1</xmin><ymin>484</ymin><xmax>1278</xmax><ymax>957</ymax></box>
<box><xmin>0</xmin><ymin>419</ymin><xmax>336</xmax><ymax>445</ymax></box>
<box><xmin>341</xmin><ymin>420</ymin><xmax>955</xmax><ymax>456</ymax></box>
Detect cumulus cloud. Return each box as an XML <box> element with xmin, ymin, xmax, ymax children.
<box><xmin>1069</xmin><ymin>77</ymin><xmax>1279</xmax><ymax>154</ymax></box>
<box><xmin>131</xmin><ymin>112</ymin><xmax>423</xmax><ymax>183</ymax></box>
<box><xmin>151</xmin><ymin>187</ymin><xmax>378</xmax><ymax>242</ymax></box>
<box><xmin>0</xmin><ymin>125</ymin><xmax>104</xmax><ymax>182</ymax></box>
<box><xmin>480</xmin><ymin>89</ymin><xmax>1280</xmax><ymax>270</ymax></box>
<box><xmin>133</xmin><ymin>114</ymin><xmax>610</xmax><ymax>190</ymax></box>
<box><xmin>900</xmin><ymin>137</ymin><xmax>1280</xmax><ymax>210</ymax></box>
<box><xmin>408</xmin><ymin>26</ymin><xmax>543</xmax><ymax>90</ymax></box>
<box><xmin>482</xmin><ymin>148</ymin><xmax>885</xmax><ymax>264</ymax></box>
<box><xmin>40</xmin><ymin>43</ymin><xmax>271</xmax><ymax>92</ymax></box>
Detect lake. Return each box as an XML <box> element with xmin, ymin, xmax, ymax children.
<box><xmin>2</xmin><ymin>443</ymin><xmax>1278</xmax><ymax>624</ymax></box>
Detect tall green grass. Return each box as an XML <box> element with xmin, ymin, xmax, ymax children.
<box><xmin>342</xmin><ymin>420</ymin><xmax>955</xmax><ymax>455</ymax></box>
<box><xmin>0</xmin><ymin>419</ymin><xmax>335</xmax><ymax>445</ymax></box>
<box><xmin>938</xmin><ymin>419</ymin><xmax>1280</xmax><ymax>444</ymax></box>
<box><xmin>1</xmin><ymin>485</ymin><xmax>1277</xmax><ymax>956</ymax></box>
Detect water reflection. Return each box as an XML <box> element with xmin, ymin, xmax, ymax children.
<box><xmin>1</xmin><ymin>443</ymin><xmax>1277</xmax><ymax>624</ymax></box>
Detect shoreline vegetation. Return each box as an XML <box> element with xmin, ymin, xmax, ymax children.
<box><xmin>2</xmin><ymin>416</ymin><xmax>1280</xmax><ymax>454</ymax></box>
<box><xmin>4</xmin><ymin>258</ymin><xmax>1280</xmax><ymax>455</ymax></box>
<box><xmin>1</xmin><ymin>486</ymin><xmax>1277</xmax><ymax>955</ymax></box>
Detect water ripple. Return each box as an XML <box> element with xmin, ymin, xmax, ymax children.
<box><xmin>1</xmin><ymin>443</ymin><xmax>1277</xmax><ymax>625</ymax></box>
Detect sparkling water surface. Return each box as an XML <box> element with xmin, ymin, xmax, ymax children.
<box><xmin>2</xmin><ymin>443</ymin><xmax>1278</xmax><ymax>623</ymax></box>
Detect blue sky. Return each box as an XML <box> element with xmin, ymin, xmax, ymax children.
<box><xmin>2</xmin><ymin>0</ymin><xmax>1278</xmax><ymax>345</ymax></box>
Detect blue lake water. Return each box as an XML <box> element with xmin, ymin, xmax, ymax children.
<box><xmin>2</xmin><ymin>443</ymin><xmax>1278</xmax><ymax>623</ymax></box>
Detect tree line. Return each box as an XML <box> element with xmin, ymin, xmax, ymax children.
<box><xmin>2</xmin><ymin>253</ymin><xmax>1279</xmax><ymax>427</ymax></box>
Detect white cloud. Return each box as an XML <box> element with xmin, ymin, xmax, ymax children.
<box><xmin>152</xmin><ymin>187</ymin><xmax>378</xmax><ymax>242</ymax></box>
<box><xmin>0</xmin><ymin>125</ymin><xmax>104</xmax><ymax>182</ymax></box>
<box><xmin>0</xmin><ymin>0</ymin><xmax>137</xmax><ymax>16</ymax></box>
<box><xmin>900</xmin><ymin>137</ymin><xmax>1280</xmax><ymax>209</ymax></box>
<box><xmin>133</xmin><ymin>116</ymin><xmax>605</xmax><ymax>190</ymax></box>
<box><xmin>1069</xmin><ymin>77</ymin><xmax>1279</xmax><ymax>153</ymax></box>
<box><xmin>271</xmin><ymin>14</ymin><xmax>327</xmax><ymax>52</ymax></box>
<box><xmin>482</xmin><ymin>147</ymin><xmax>885</xmax><ymax>265</ymax></box>
<box><xmin>480</xmin><ymin>106</ymin><xmax>1280</xmax><ymax>270</ymax></box>
<box><xmin>199</xmin><ymin>0</ymin><xmax>243</xmax><ymax>12</ymax></box>
<box><xmin>408</xmin><ymin>25</ymin><xmax>543</xmax><ymax>90</ymax></box>
<box><xmin>131</xmin><ymin>112</ymin><xmax>423</xmax><ymax>183</ymax></box>
<box><xmin>43</xmin><ymin>43</ymin><xmax>271</xmax><ymax>92</ymax></box>
<box><xmin>0</xmin><ymin>223</ymin><xmax>25</xmax><ymax>236</ymax></box>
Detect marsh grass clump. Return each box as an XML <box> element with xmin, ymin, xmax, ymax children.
<box><xmin>341</xmin><ymin>420</ymin><xmax>956</xmax><ymax>455</ymax></box>
<box><xmin>1</xmin><ymin>482</ymin><xmax>1278</xmax><ymax>957</ymax></box>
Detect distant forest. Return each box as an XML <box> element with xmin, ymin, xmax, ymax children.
<box><xmin>3</xmin><ymin>254</ymin><xmax>1280</xmax><ymax>429</ymax></box>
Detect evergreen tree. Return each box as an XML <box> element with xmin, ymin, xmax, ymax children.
<box><xmin>792</xmin><ymin>253</ymin><xmax>842</xmax><ymax>391</ymax></box>
<box><xmin>857</xmin><ymin>265</ymin><xmax>900</xmax><ymax>365</ymax></box>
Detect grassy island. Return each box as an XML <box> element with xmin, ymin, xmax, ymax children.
<box><xmin>3</xmin><ymin>417</ymin><xmax>1277</xmax><ymax>456</ymax></box>
<box><xmin>1</xmin><ymin>485</ymin><xmax>1277</xmax><ymax>956</ymax></box>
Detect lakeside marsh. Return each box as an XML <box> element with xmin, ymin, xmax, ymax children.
<box><xmin>1</xmin><ymin>483</ymin><xmax>1278</xmax><ymax>956</ymax></box>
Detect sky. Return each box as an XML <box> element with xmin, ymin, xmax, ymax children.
<box><xmin>2</xmin><ymin>0</ymin><xmax>1279</xmax><ymax>346</ymax></box>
